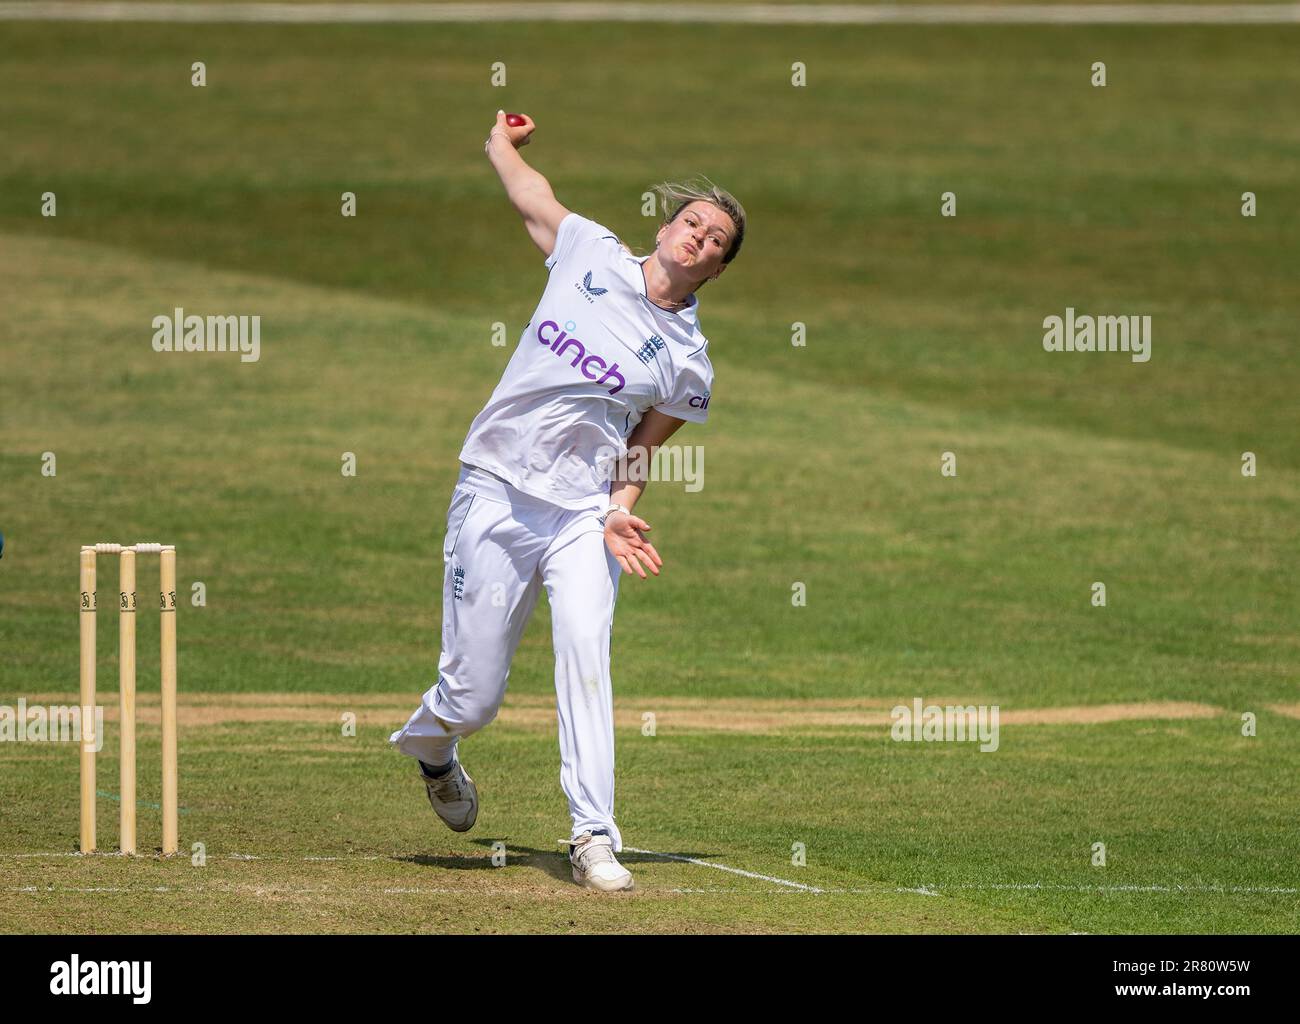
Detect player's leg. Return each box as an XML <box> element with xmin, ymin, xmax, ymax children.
<box><xmin>539</xmin><ymin>511</ymin><xmax>624</xmax><ymax>855</ymax></box>
<box><xmin>390</xmin><ymin>482</ymin><xmax>548</xmax><ymax>769</ymax></box>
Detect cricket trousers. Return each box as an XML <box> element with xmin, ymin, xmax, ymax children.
<box><xmin>389</xmin><ymin>462</ymin><xmax>625</xmax><ymax>852</ymax></box>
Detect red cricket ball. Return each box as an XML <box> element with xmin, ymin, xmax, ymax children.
<box><xmin>505</xmin><ymin>113</ymin><xmax>527</xmax><ymax>127</ymax></box>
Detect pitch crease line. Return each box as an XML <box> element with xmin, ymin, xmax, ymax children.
<box><xmin>622</xmin><ymin>845</ymin><xmax>824</xmax><ymax>892</ymax></box>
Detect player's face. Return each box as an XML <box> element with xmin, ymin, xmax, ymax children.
<box><xmin>657</xmin><ymin>202</ymin><xmax>735</xmax><ymax>282</ymax></box>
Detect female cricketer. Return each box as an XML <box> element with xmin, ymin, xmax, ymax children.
<box><xmin>390</xmin><ymin>110</ymin><xmax>745</xmax><ymax>892</ymax></box>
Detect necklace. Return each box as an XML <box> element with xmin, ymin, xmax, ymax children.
<box><xmin>649</xmin><ymin>294</ymin><xmax>689</xmax><ymax>312</ymax></box>
<box><xmin>641</xmin><ymin>256</ymin><xmax>690</xmax><ymax>312</ymax></box>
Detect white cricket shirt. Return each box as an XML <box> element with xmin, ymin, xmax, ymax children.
<box><xmin>458</xmin><ymin>211</ymin><xmax>714</xmax><ymax>510</ymax></box>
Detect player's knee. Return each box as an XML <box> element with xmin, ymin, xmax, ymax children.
<box><xmin>553</xmin><ymin>620</ymin><xmax>611</xmax><ymax>653</ymax></box>
<box><xmin>431</xmin><ymin>682</ymin><xmax>502</xmax><ymax>736</ymax></box>
<box><xmin>455</xmin><ymin>700</ymin><xmax>501</xmax><ymax>735</ymax></box>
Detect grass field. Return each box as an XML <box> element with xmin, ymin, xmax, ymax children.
<box><xmin>1</xmin><ymin>16</ymin><xmax>1298</xmax><ymax>933</ymax></box>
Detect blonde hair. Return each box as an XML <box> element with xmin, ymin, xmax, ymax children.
<box><xmin>624</xmin><ymin>175</ymin><xmax>746</xmax><ymax>267</ymax></box>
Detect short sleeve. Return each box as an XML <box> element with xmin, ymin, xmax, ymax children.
<box><xmin>544</xmin><ymin>212</ymin><xmax>613</xmax><ymax>271</ymax></box>
<box><xmin>653</xmin><ymin>358</ymin><xmax>712</xmax><ymax>424</ymax></box>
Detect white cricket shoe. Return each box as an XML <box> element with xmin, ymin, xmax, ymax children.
<box><xmin>419</xmin><ymin>757</ymin><xmax>478</xmax><ymax>833</ymax></box>
<box><xmin>565</xmin><ymin>831</ymin><xmax>634</xmax><ymax>892</ymax></box>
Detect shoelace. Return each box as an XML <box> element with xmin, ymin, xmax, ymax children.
<box><xmin>570</xmin><ymin>835</ymin><xmax>616</xmax><ymax>872</ymax></box>
<box><xmin>426</xmin><ymin>767</ymin><xmax>466</xmax><ymax>801</ymax></box>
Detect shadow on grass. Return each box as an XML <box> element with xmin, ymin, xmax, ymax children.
<box><xmin>393</xmin><ymin>841</ymin><xmax>724</xmax><ymax>884</ymax></box>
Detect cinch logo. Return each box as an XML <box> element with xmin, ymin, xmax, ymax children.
<box><xmin>688</xmin><ymin>391</ymin><xmax>711</xmax><ymax>410</ymax></box>
<box><xmin>574</xmin><ymin>270</ymin><xmax>608</xmax><ymax>303</ymax></box>
<box><xmin>537</xmin><ymin>320</ymin><xmax>625</xmax><ymax>395</ymax></box>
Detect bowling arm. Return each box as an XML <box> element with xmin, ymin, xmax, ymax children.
<box><xmin>485</xmin><ymin>131</ymin><xmax>570</xmax><ymax>257</ymax></box>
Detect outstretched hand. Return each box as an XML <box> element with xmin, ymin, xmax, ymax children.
<box><xmin>485</xmin><ymin>109</ymin><xmax>534</xmax><ymax>151</ymax></box>
<box><xmin>604</xmin><ymin>512</ymin><xmax>663</xmax><ymax>578</ymax></box>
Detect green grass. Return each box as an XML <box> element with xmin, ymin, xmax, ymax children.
<box><xmin>0</xmin><ymin>20</ymin><xmax>1297</xmax><ymax>932</ymax></box>
<box><xmin>3</xmin><ymin>714</ymin><xmax>1297</xmax><ymax>933</ymax></box>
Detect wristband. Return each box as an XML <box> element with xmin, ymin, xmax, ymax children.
<box><xmin>601</xmin><ymin>503</ymin><xmax>630</xmax><ymax>524</ymax></box>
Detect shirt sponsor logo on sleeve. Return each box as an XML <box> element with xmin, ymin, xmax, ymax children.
<box><xmin>689</xmin><ymin>391</ymin><xmax>711</xmax><ymax>410</ymax></box>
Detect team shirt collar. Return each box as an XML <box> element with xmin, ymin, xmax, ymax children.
<box><xmin>634</xmin><ymin>254</ymin><xmax>699</xmax><ymax>329</ymax></box>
